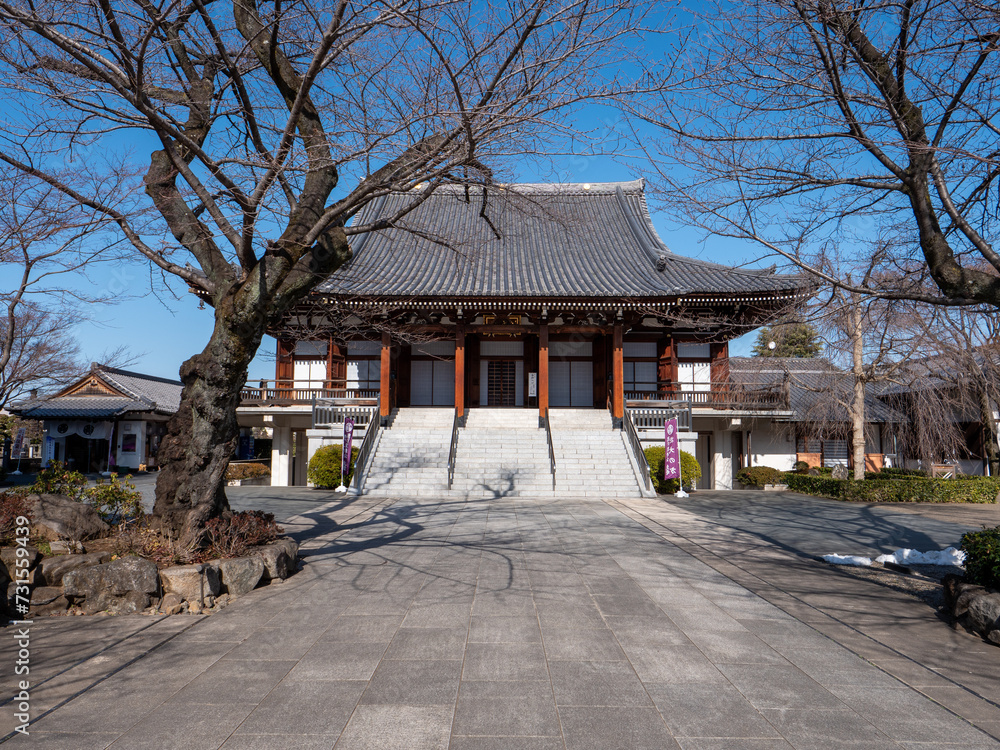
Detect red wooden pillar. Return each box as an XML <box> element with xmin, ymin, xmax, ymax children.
<box><xmin>539</xmin><ymin>323</ymin><xmax>549</xmax><ymax>419</ymax></box>
<box><xmin>710</xmin><ymin>342</ymin><xmax>730</xmax><ymax>398</ymax></box>
<box><xmin>612</xmin><ymin>324</ymin><xmax>624</xmax><ymax>422</ymax></box>
<box><xmin>380</xmin><ymin>331</ymin><xmax>391</xmax><ymax>419</ymax></box>
<box><xmin>455</xmin><ymin>324</ymin><xmax>466</xmax><ymax>419</ymax></box>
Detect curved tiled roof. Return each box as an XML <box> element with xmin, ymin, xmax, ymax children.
<box><xmin>319</xmin><ymin>181</ymin><xmax>808</xmax><ymax>300</ymax></box>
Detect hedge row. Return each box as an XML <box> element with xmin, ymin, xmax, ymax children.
<box><xmin>782</xmin><ymin>472</ymin><xmax>1000</xmax><ymax>504</ymax></box>
<box><xmin>643</xmin><ymin>447</ymin><xmax>701</xmax><ymax>494</ymax></box>
<box><xmin>962</xmin><ymin>526</ymin><xmax>1000</xmax><ymax>590</ymax></box>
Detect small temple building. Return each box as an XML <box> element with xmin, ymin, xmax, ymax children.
<box><xmin>237</xmin><ymin>180</ymin><xmax>812</xmax><ymax>492</ymax></box>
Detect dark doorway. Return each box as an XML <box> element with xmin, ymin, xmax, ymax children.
<box><xmin>65</xmin><ymin>435</ymin><xmax>110</xmax><ymax>473</ymax></box>
<box><xmin>487</xmin><ymin>360</ymin><xmax>518</xmax><ymax>406</ymax></box>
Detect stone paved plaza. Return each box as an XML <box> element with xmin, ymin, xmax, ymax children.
<box><xmin>3</xmin><ymin>494</ymin><xmax>999</xmax><ymax>749</ymax></box>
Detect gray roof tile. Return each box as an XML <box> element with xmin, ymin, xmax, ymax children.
<box><xmin>12</xmin><ymin>366</ymin><xmax>182</xmax><ymax>420</ymax></box>
<box><xmin>320</xmin><ymin>181</ymin><xmax>808</xmax><ymax>299</ymax></box>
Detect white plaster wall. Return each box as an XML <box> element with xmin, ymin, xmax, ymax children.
<box><xmin>712</xmin><ymin>429</ymin><xmax>733</xmax><ymax>490</ymax></box>
<box><xmin>747</xmin><ymin>423</ymin><xmax>796</xmax><ymax>472</ymax></box>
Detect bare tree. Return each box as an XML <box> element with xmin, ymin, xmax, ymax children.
<box><xmin>631</xmin><ymin>0</ymin><xmax>1000</xmax><ymax>307</ymax></box>
<box><xmin>0</xmin><ymin>0</ymin><xmax>647</xmax><ymax>546</ymax></box>
<box><xmin>0</xmin><ymin>169</ymin><xmax>129</xmax><ymax>410</ymax></box>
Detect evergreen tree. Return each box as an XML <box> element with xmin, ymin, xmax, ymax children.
<box><xmin>752</xmin><ymin>323</ymin><xmax>822</xmax><ymax>358</ymax></box>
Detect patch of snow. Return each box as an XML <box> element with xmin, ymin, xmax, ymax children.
<box><xmin>822</xmin><ymin>554</ymin><xmax>873</xmax><ymax>567</ymax></box>
<box><xmin>874</xmin><ymin>547</ymin><xmax>966</xmax><ymax>567</ymax></box>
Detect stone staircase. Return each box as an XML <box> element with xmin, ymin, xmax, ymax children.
<box><xmin>359</xmin><ymin>407</ymin><xmax>645</xmax><ymax>498</ymax></box>
<box><xmin>548</xmin><ymin>409</ymin><xmax>647</xmax><ymax>498</ymax></box>
<box><xmin>450</xmin><ymin>410</ymin><xmax>554</xmax><ymax>497</ymax></box>
<box><xmin>361</xmin><ymin>408</ymin><xmax>452</xmax><ymax>497</ymax></box>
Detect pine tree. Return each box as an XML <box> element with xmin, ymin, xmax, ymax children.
<box><xmin>752</xmin><ymin>323</ymin><xmax>822</xmax><ymax>358</ymax></box>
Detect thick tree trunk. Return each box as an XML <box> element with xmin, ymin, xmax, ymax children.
<box><xmin>849</xmin><ymin>298</ymin><xmax>866</xmax><ymax>481</ymax></box>
<box><xmin>152</xmin><ymin>297</ymin><xmax>265</xmax><ymax>549</ymax></box>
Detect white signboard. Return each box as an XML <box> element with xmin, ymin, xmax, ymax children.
<box><xmin>528</xmin><ymin>372</ymin><xmax>537</xmax><ymax>398</ymax></box>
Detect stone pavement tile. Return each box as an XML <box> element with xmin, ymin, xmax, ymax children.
<box><xmin>182</xmin><ymin>612</ymin><xmax>276</xmax><ymax>643</ymax></box>
<box><xmin>471</xmin><ymin>591</ymin><xmax>535</xmax><ymax>616</ymax></box>
<box><xmin>559</xmin><ymin>706</ymin><xmax>680</xmax><ymax>750</ymax></box>
<box><xmin>5</xmin><ymin>732</ymin><xmax>119</xmax><ymax>749</ymax></box>
<box><xmin>900</xmin><ymin>744</ymin><xmax>1000</xmax><ymax>750</ymax></box>
<box><xmin>402</xmin><ymin>602</ymin><xmax>472</xmax><ymax>628</ymax></box>
<box><xmin>828</xmin><ymin>685</ymin><xmax>999</xmax><ymax>745</ymax></box>
<box><xmin>333</xmin><ymin>705</ymin><xmax>452</xmax><ymax>750</ymax></box>
<box><xmin>717</xmin><ymin>665</ymin><xmax>845</xmax><ymax>710</ymax></box>
<box><xmin>675</xmin><ymin>738</ymin><xmax>794</xmax><ymax>750</ymax></box>
<box><xmin>448</xmin><ymin>737</ymin><xmax>564</xmax><ymax>750</ymax></box>
<box><xmin>383</xmin><ymin>627</ymin><xmax>468</xmax><ymax>659</ymax></box>
<box><xmin>759</xmin><ymin>708</ymin><xmax>899</xmax><ymax>750</ymax></box>
<box><xmin>342</xmin><ymin>593</ymin><xmax>414</xmax><ymax>616</ymax></box>
<box><xmin>220</xmin><ymin>625</ymin><xmax>327</xmax><ymax>661</ymax></box>
<box><xmin>468</xmin><ymin>615</ymin><xmax>541</xmax><ymax>643</ymax></box>
<box><xmin>681</xmin><ymin>630</ymin><xmax>790</xmax><ymax>665</ymax></box>
<box><xmin>666</xmin><ymin>607</ymin><xmax>749</xmax><ymax>632</ymax></box>
<box><xmin>166</xmin><ymin>658</ymin><xmax>296</xmax><ymax>705</ymax></box>
<box><xmin>540</xmin><ymin>626</ymin><xmax>626</xmax><ymax>660</ymax></box>
<box><xmin>861</xmin><ymin>656</ymin><xmax>957</xmax><ymax>689</ymax></box>
<box><xmin>461</xmin><ymin>642</ymin><xmax>548</xmax><ymax>681</ymax></box>
<box><xmin>535</xmin><ymin>603</ymin><xmax>605</xmax><ymax>629</ymax></box>
<box><xmin>359</xmin><ymin>659</ymin><xmax>462</xmax><ymax>706</ymax></box>
<box><xmin>453</xmin><ymin>680</ymin><xmax>560</xmax><ymax>736</ymax></box>
<box><xmin>603</xmin><ymin>615</ymin><xmax>690</xmax><ymax>647</ymax></box>
<box><xmin>620</xmin><ymin>644</ymin><xmax>723</xmax><ymax>683</ymax></box>
<box><xmin>591</xmin><ymin>594</ymin><xmax>664</xmax><ymax>617</ymax></box>
<box><xmin>803</xmin><ymin>667</ymin><xmax>909</xmax><ymax>689</ymax></box>
<box><xmin>645</xmin><ymin>682</ymin><xmax>780</xmax><ymax>739</ymax></box>
<box><xmin>221</xmin><ymin>734</ymin><xmax>341</xmax><ymax>749</ymax></box>
<box><xmin>106</xmin><ymin>700</ymin><xmax>257</xmax><ymax>750</ymax></box>
<box><xmin>234</xmin><ymin>680</ymin><xmax>366</xmax><ymax>735</ymax></box>
<box><xmin>917</xmin><ymin>687</ymin><xmax>1000</xmax><ymax>728</ymax></box>
<box><xmin>317</xmin><ymin>614</ymin><xmax>404</xmax><ymax>643</ymax></box>
<box><xmin>548</xmin><ymin>660</ymin><xmax>654</xmax><ymax>707</ymax></box>
<box><xmin>287</xmin><ymin>642</ymin><xmax>387</xmax><ymax>681</ymax></box>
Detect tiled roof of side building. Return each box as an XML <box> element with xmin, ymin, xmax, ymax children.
<box><xmin>12</xmin><ymin>365</ymin><xmax>183</xmax><ymax>419</ymax></box>
<box><xmin>730</xmin><ymin>357</ymin><xmax>907</xmax><ymax>423</ymax></box>
<box><xmin>319</xmin><ymin>181</ymin><xmax>810</xmax><ymax>299</ymax></box>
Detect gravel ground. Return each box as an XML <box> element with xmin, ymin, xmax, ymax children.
<box><xmin>827</xmin><ymin>561</ymin><xmax>965</xmax><ymax>611</ymax></box>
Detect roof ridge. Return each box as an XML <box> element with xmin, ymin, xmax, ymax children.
<box><xmin>97</xmin><ymin>364</ymin><xmax>182</xmax><ymax>386</ymax></box>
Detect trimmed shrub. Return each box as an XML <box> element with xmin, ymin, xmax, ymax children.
<box><xmin>307</xmin><ymin>445</ymin><xmax>356</xmax><ymax>489</ymax></box>
<box><xmin>792</xmin><ymin>460</ymin><xmax>810</xmax><ymax>473</ymax></box>
<box><xmin>644</xmin><ymin>447</ymin><xmax>701</xmax><ymax>494</ymax></box>
<box><xmin>877</xmin><ymin>466</ymin><xmax>928</xmax><ymax>478</ymax></box>
<box><xmin>961</xmin><ymin>526</ymin><xmax>1000</xmax><ymax>590</ymax></box>
<box><xmin>205</xmin><ymin>510</ymin><xmax>283</xmax><ymax>559</ymax></box>
<box><xmin>28</xmin><ymin>461</ymin><xmax>88</xmax><ymax>499</ymax></box>
<box><xmin>735</xmin><ymin>465</ymin><xmax>784</xmax><ymax>488</ymax></box>
<box><xmin>782</xmin><ymin>473</ymin><xmax>1000</xmax><ymax>504</ymax></box>
<box><xmin>0</xmin><ymin>491</ymin><xmax>32</xmax><ymax>546</ymax></box>
<box><xmin>226</xmin><ymin>462</ymin><xmax>271</xmax><ymax>480</ymax></box>
<box><xmin>841</xmin><ymin>478</ymin><xmax>1000</xmax><ymax>504</ymax></box>
<box><xmin>87</xmin><ymin>475</ymin><xmax>144</xmax><ymax>526</ymax></box>
<box><xmin>782</xmin><ymin>473</ymin><xmax>845</xmax><ymax>498</ymax></box>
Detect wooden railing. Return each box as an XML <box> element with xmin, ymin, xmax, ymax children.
<box><xmin>624</xmin><ymin>382</ymin><xmax>788</xmax><ymax>411</ymax></box>
<box><xmin>627</xmin><ymin>401</ymin><xmax>694</xmax><ymax>433</ymax></box>
<box><xmin>312</xmin><ymin>401</ymin><xmax>379</xmax><ymax>429</ymax></box>
<box><xmin>350</xmin><ymin>415</ymin><xmax>383</xmax><ymax>494</ymax></box>
<box><xmin>241</xmin><ymin>379</ymin><xmax>380</xmax><ymax>405</ymax></box>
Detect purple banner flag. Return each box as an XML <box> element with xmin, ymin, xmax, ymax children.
<box><xmin>342</xmin><ymin>417</ymin><xmax>355</xmax><ymax>480</ymax></box>
<box><xmin>664</xmin><ymin>418</ymin><xmax>680</xmax><ymax>480</ymax></box>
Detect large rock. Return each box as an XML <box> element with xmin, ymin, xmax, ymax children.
<box><xmin>255</xmin><ymin>539</ymin><xmax>299</xmax><ymax>581</ymax></box>
<box><xmin>38</xmin><ymin>552</ymin><xmax>111</xmax><ymax>587</ymax></box>
<box><xmin>967</xmin><ymin>593</ymin><xmax>1000</xmax><ymax>636</ymax></box>
<box><xmin>26</xmin><ymin>494</ymin><xmax>109</xmax><ymax>541</ymax></box>
<box><xmin>831</xmin><ymin>465</ymin><xmax>849</xmax><ymax>480</ymax></box>
<box><xmin>63</xmin><ymin>556</ymin><xmax>159</xmax><ymax>615</ymax></box>
<box><xmin>159</xmin><ymin>564</ymin><xmax>220</xmax><ymax>605</ymax></box>
<box><xmin>29</xmin><ymin>586</ymin><xmax>69</xmax><ymax>616</ymax></box>
<box><xmin>1</xmin><ymin>547</ymin><xmax>41</xmax><ymax>578</ymax></box>
<box><xmin>217</xmin><ymin>557</ymin><xmax>265</xmax><ymax>597</ymax></box>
